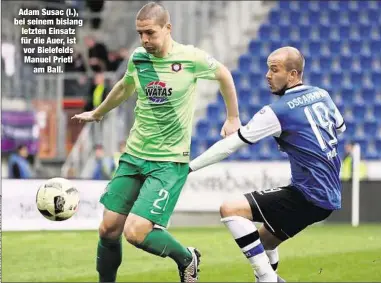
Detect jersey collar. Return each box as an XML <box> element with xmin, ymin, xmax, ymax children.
<box><xmin>285</xmin><ymin>84</ymin><xmax>308</xmax><ymax>94</ymax></box>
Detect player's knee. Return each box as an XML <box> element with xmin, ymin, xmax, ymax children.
<box><xmin>98</xmin><ymin>221</ymin><xmax>123</xmax><ymax>240</ymax></box>
<box><xmin>220</xmin><ymin>200</ymin><xmax>239</xmax><ymax>218</ymax></box>
<box><xmin>220</xmin><ymin>197</ymin><xmax>253</xmax><ymax>220</ymax></box>
<box><xmin>124</xmin><ymin>222</ymin><xmax>151</xmax><ymax>246</ymax></box>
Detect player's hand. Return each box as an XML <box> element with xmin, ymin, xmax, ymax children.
<box><xmin>71</xmin><ymin>110</ymin><xmax>103</xmax><ymax>123</ymax></box>
<box><xmin>221</xmin><ymin>116</ymin><xmax>241</xmax><ymax>138</ymax></box>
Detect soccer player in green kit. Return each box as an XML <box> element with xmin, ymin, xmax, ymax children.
<box><xmin>72</xmin><ymin>2</ymin><xmax>241</xmax><ymax>282</ymax></box>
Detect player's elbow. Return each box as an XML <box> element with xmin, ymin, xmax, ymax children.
<box><xmin>337</xmin><ymin>123</ymin><xmax>346</xmax><ymax>136</ymax></box>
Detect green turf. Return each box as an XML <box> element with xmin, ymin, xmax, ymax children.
<box><xmin>3</xmin><ymin>224</ymin><xmax>381</xmax><ymax>282</ymax></box>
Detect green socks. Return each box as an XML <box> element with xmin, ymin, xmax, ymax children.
<box><xmin>137</xmin><ymin>228</ymin><xmax>193</xmax><ymax>268</ymax></box>
<box><xmin>96</xmin><ymin>229</ymin><xmax>192</xmax><ymax>282</ymax></box>
<box><xmin>96</xmin><ymin>237</ymin><xmax>122</xmax><ymax>282</ymax></box>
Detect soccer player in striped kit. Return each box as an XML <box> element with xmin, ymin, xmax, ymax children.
<box><xmin>190</xmin><ymin>47</ymin><xmax>346</xmax><ymax>282</ymax></box>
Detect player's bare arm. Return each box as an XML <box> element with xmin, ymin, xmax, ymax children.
<box><xmin>71</xmin><ymin>79</ymin><xmax>135</xmax><ymax>123</ymax></box>
<box><xmin>215</xmin><ymin>64</ymin><xmax>242</xmax><ymax>137</ymax></box>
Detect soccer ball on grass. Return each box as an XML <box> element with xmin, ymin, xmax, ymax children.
<box><xmin>36</xmin><ymin>177</ymin><xmax>80</xmax><ymax>221</ymax></box>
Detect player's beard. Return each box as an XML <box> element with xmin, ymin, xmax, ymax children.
<box><xmin>272</xmin><ymin>83</ymin><xmax>289</xmax><ymax>96</ymax></box>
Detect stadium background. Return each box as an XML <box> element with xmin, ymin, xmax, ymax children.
<box><xmin>1</xmin><ymin>0</ymin><xmax>381</xmax><ymax>282</ymax></box>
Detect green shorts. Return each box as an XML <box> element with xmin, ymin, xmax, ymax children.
<box><xmin>100</xmin><ymin>153</ymin><xmax>189</xmax><ymax>227</ymax></box>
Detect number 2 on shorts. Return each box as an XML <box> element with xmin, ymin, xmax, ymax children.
<box><xmin>152</xmin><ymin>189</ymin><xmax>169</xmax><ymax>213</ymax></box>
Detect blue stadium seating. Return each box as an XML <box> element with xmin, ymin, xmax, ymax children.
<box><xmin>193</xmin><ymin>0</ymin><xmax>381</xmax><ymax>160</ymax></box>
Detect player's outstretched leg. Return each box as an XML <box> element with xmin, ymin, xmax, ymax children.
<box><xmin>124</xmin><ymin>213</ymin><xmax>201</xmax><ymax>282</ymax></box>
<box><xmin>220</xmin><ymin>198</ymin><xmax>277</xmax><ymax>282</ymax></box>
<box><xmin>97</xmin><ymin>209</ymin><xmax>127</xmax><ymax>282</ymax></box>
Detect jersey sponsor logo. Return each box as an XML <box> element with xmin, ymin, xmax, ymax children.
<box><xmin>171</xmin><ymin>63</ymin><xmax>182</xmax><ymax>72</ymax></box>
<box><xmin>145</xmin><ymin>81</ymin><xmax>173</xmax><ymax>104</ymax></box>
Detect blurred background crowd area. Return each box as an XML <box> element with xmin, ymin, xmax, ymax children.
<box><xmin>1</xmin><ymin>0</ymin><xmax>380</xmax><ymax>181</ymax></box>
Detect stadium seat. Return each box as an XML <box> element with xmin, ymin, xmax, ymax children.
<box><xmin>310</xmin><ymin>71</ymin><xmax>323</xmax><ymax>85</ymax></box>
<box><xmin>309</xmin><ymin>40</ymin><xmax>322</xmax><ymax>56</ymax></box>
<box><xmin>349</xmin><ymin>39</ymin><xmax>362</xmax><ymax>54</ymax></box>
<box><xmin>258</xmin><ymin>24</ymin><xmax>271</xmax><ymax>39</ymax></box>
<box><xmin>270</xmin><ymin>40</ymin><xmax>283</xmax><ymax>54</ymax></box>
<box><xmin>279</xmin><ymin>1</ymin><xmax>291</xmax><ymax>10</ymax></box>
<box><xmin>318</xmin><ymin>25</ymin><xmax>330</xmax><ymax>39</ymax></box>
<box><xmin>207</xmin><ymin>104</ymin><xmax>224</xmax><ymax>123</ymax></box>
<box><xmin>320</xmin><ymin>56</ymin><xmax>332</xmax><ymax>70</ymax></box>
<box><xmin>368</xmin><ymin>9</ymin><xmax>379</xmax><ymax>24</ymax></box>
<box><xmin>373</xmin><ymin>105</ymin><xmax>381</xmax><ymax>118</ymax></box>
<box><xmin>268</xmin><ymin>10</ymin><xmax>280</xmax><ymax>24</ymax></box>
<box><xmin>249</xmin><ymin>72</ymin><xmax>263</xmax><ymax>88</ymax></box>
<box><xmin>371</xmin><ymin>71</ymin><xmax>381</xmax><ymax>88</ymax></box>
<box><xmin>318</xmin><ymin>1</ymin><xmax>329</xmax><ymax>11</ymax></box>
<box><xmin>309</xmin><ymin>11</ymin><xmax>320</xmax><ymax>25</ymax></box>
<box><xmin>361</xmin><ymin>54</ymin><xmax>373</xmax><ymax>70</ymax></box>
<box><xmin>344</xmin><ymin>122</ymin><xmax>356</xmax><ymax>137</ymax></box>
<box><xmin>329</xmin><ymin>10</ymin><xmax>340</xmax><ymax>25</ymax></box>
<box><xmin>339</xmin><ymin>12</ymin><xmax>349</xmax><ymax>25</ymax></box>
<box><xmin>329</xmin><ymin>39</ymin><xmax>342</xmax><ymax>56</ymax></box>
<box><xmin>350</xmin><ymin>70</ymin><xmax>364</xmax><ymax>90</ymax></box>
<box><xmin>288</xmin><ymin>39</ymin><xmax>303</xmax><ymax>50</ymax></box>
<box><xmin>299</xmin><ymin>25</ymin><xmax>312</xmax><ymax>39</ymax></box>
<box><xmin>290</xmin><ymin>10</ymin><xmax>302</xmax><ymax>24</ymax></box>
<box><xmin>238</xmin><ymin>55</ymin><xmax>252</xmax><ymax>73</ymax></box>
<box><xmin>299</xmin><ymin>1</ymin><xmax>309</xmax><ymax>11</ymax></box>
<box><xmin>352</xmin><ymin>104</ymin><xmax>367</xmax><ymax>120</ymax></box>
<box><xmin>364</xmin><ymin>142</ymin><xmax>379</xmax><ymax>160</ymax></box>
<box><xmin>348</xmin><ymin>11</ymin><xmax>359</xmax><ymax>23</ymax></box>
<box><xmin>259</xmin><ymin>89</ymin><xmax>272</xmax><ymax>105</ymax></box>
<box><xmin>197</xmin><ymin>120</ymin><xmax>212</xmax><ymax>136</ymax></box>
<box><xmin>238</xmin><ymin>88</ymin><xmax>252</xmax><ymax>104</ymax></box>
<box><xmin>375</xmin><ymin>139</ymin><xmax>381</xmax><ymax>152</ymax></box>
<box><xmin>362</xmin><ymin>86</ymin><xmax>376</xmax><ymax>104</ymax></box>
<box><xmin>249</xmin><ymin>40</ymin><xmax>261</xmax><ymax>56</ymax></box>
<box><xmin>280</xmin><ymin>25</ymin><xmax>293</xmax><ymax>40</ymax></box>
<box><xmin>330</xmin><ymin>71</ymin><xmax>343</xmax><ymax>89</ymax></box>
<box><xmin>340</xmin><ymin>25</ymin><xmax>351</xmax><ymax>39</ymax></box>
<box><xmin>359</xmin><ymin>23</ymin><xmax>371</xmax><ymax>39</ymax></box>
<box><xmin>370</xmin><ymin>39</ymin><xmax>381</xmax><ymax>53</ymax></box>
<box><xmin>339</xmin><ymin>57</ymin><xmax>352</xmax><ymax>71</ymax></box>
<box><xmin>195</xmin><ymin>1</ymin><xmax>380</xmax><ymax>160</ymax></box>
<box><xmin>364</xmin><ymin>121</ymin><xmax>378</xmax><ymax>137</ymax></box>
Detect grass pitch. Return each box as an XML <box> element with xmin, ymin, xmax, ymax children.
<box><xmin>3</xmin><ymin>224</ymin><xmax>381</xmax><ymax>282</ymax></box>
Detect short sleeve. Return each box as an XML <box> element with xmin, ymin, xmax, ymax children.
<box><xmin>123</xmin><ymin>55</ymin><xmax>136</xmax><ymax>85</ymax></box>
<box><xmin>194</xmin><ymin>48</ymin><xmax>221</xmax><ymax>80</ymax></box>
<box><xmin>238</xmin><ymin>106</ymin><xmax>282</xmax><ymax>144</ymax></box>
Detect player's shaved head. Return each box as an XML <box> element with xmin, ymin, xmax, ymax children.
<box><xmin>136</xmin><ymin>2</ymin><xmax>170</xmax><ymax>27</ymax></box>
<box><xmin>266</xmin><ymin>46</ymin><xmax>305</xmax><ymax>95</ymax></box>
<box><xmin>269</xmin><ymin>46</ymin><xmax>305</xmax><ymax>77</ymax></box>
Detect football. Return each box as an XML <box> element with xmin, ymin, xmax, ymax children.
<box><xmin>36</xmin><ymin>177</ymin><xmax>80</xmax><ymax>221</ymax></box>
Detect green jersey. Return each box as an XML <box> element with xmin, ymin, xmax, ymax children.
<box><xmin>123</xmin><ymin>41</ymin><xmax>221</xmax><ymax>163</ymax></box>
